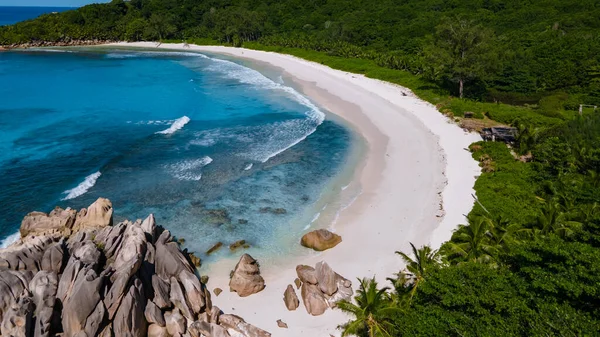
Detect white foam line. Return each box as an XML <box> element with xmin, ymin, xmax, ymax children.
<box><xmin>62</xmin><ymin>171</ymin><xmax>101</xmax><ymax>201</ymax></box>
<box><xmin>244</xmin><ymin>163</ymin><xmax>253</xmax><ymax>171</ymax></box>
<box><xmin>0</xmin><ymin>232</ymin><xmax>20</xmax><ymax>249</ymax></box>
<box><xmin>156</xmin><ymin>116</ymin><xmax>190</xmax><ymax>135</ymax></box>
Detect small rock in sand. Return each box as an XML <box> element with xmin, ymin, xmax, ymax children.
<box><xmin>300</xmin><ymin>229</ymin><xmax>341</xmax><ymax>251</ymax></box>
<box><xmin>214</xmin><ymin>288</ymin><xmax>222</xmax><ymax>296</ymax></box>
<box><xmin>277</xmin><ymin>319</ymin><xmax>288</xmax><ymax>328</ymax></box>
<box><xmin>206</xmin><ymin>242</ymin><xmax>223</xmax><ymax>255</ymax></box>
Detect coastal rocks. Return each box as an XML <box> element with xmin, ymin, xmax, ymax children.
<box><xmin>283</xmin><ymin>285</ymin><xmax>299</xmax><ymax>311</ymax></box>
<box><xmin>294</xmin><ymin>262</ymin><xmax>353</xmax><ymax>316</ymax></box>
<box><xmin>207</xmin><ymin>242</ymin><xmax>223</xmax><ymax>255</ymax></box>
<box><xmin>72</xmin><ymin>198</ymin><xmax>113</xmax><ymax>232</ymax></box>
<box><xmin>277</xmin><ymin>319</ymin><xmax>288</xmax><ymax>329</ymax></box>
<box><xmin>1</xmin><ymin>39</ymin><xmax>115</xmax><ymax>50</ymax></box>
<box><xmin>295</xmin><ymin>265</ymin><xmax>318</xmax><ymax>285</ymax></box>
<box><xmin>259</xmin><ymin>207</ymin><xmax>287</xmax><ymax>215</ymax></box>
<box><xmin>214</xmin><ymin>288</ymin><xmax>223</xmax><ymax>296</ymax></box>
<box><xmin>29</xmin><ymin>271</ymin><xmax>58</xmax><ymax>337</ymax></box>
<box><xmin>300</xmin><ymin>229</ymin><xmax>342</xmax><ymax>251</ymax></box>
<box><xmin>229</xmin><ymin>254</ymin><xmax>265</xmax><ymax>297</ymax></box>
<box><xmin>0</xmin><ymin>198</ymin><xmax>271</xmax><ymax>337</ymax></box>
<box><xmin>315</xmin><ymin>261</ymin><xmax>337</xmax><ymax>296</ymax></box>
<box><xmin>219</xmin><ymin>314</ymin><xmax>271</xmax><ymax>337</ymax></box>
<box><xmin>229</xmin><ymin>240</ymin><xmax>250</xmax><ymax>252</ymax></box>
<box><xmin>301</xmin><ymin>282</ymin><xmax>329</xmax><ymax>316</ymax></box>
<box><xmin>20</xmin><ymin>207</ymin><xmax>76</xmax><ymax>238</ymax></box>
<box><xmin>0</xmin><ymin>235</ymin><xmax>58</xmax><ymax>272</ymax></box>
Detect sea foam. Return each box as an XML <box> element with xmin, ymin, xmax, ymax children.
<box><xmin>156</xmin><ymin>116</ymin><xmax>190</xmax><ymax>135</ymax></box>
<box><xmin>0</xmin><ymin>232</ymin><xmax>20</xmax><ymax>249</ymax></box>
<box><xmin>62</xmin><ymin>171</ymin><xmax>102</xmax><ymax>201</ymax></box>
<box><xmin>165</xmin><ymin>156</ymin><xmax>213</xmax><ymax>181</ymax></box>
<box><xmin>200</xmin><ymin>56</ymin><xmax>326</xmax><ymax>162</ymax></box>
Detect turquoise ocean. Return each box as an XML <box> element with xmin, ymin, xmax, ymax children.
<box><xmin>0</xmin><ymin>47</ymin><xmax>357</xmax><ymax>264</ymax></box>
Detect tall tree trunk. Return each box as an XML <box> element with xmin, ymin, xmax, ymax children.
<box><xmin>459</xmin><ymin>78</ymin><xmax>464</xmax><ymax>99</ymax></box>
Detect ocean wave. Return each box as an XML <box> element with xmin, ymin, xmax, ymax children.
<box><xmin>156</xmin><ymin>116</ymin><xmax>190</xmax><ymax>135</ymax></box>
<box><xmin>106</xmin><ymin>51</ymin><xmax>209</xmax><ymax>59</ymax></box>
<box><xmin>62</xmin><ymin>171</ymin><xmax>101</xmax><ymax>201</ymax></box>
<box><xmin>244</xmin><ymin>163</ymin><xmax>253</xmax><ymax>171</ymax></box>
<box><xmin>197</xmin><ymin>57</ymin><xmax>326</xmax><ymax>162</ymax></box>
<box><xmin>189</xmin><ymin>119</ymin><xmax>317</xmax><ymax>163</ymax></box>
<box><xmin>164</xmin><ymin>156</ymin><xmax>212</xmax><ymax>181</ymax></box>
<box><xmin>0</xmin><ymin>232</ymin><xmax>20</xmax><ymax>249</ymax></box>
<box><xmin>240</xmin><ymin>119</ymin><xmax>316</xmax><ymax>163</ymax></box>
<box><xmin>204</xmin><ymin>58</ymin><xmax>325</xmax><ymax>124</ymax></box>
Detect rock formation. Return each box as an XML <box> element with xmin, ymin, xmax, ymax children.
<box><xmin>0</xmin><ymin>198</ymin><xmax>270</xmax><ymax>337</ymax></box>
<box><xmin>229</xmin><ymin>254</ymin><xmax>265</xmax><ymax>297</ymax></box>
<box><xmin>295</xmin><ymin>262</ymin><xmax>353</xmax><ymax>316</ymax></box>
<box><xmin>283</xmin><ymin>285</ymin><xmax>299</xmax><ymax>311</ymax></box>
<box><xmin>300</xmin><ymin>229</ymin><xmax>342</xmax><ymax>251</ymax></box>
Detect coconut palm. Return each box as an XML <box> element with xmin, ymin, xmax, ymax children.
<box><xmin>389</xmin><ymin>243</ymin><xmax>441</xmax><ymax>301</ymax></box>
<box><xmin>444</xmin><ymin>216</ymin><xmax>498</xmax><ymax>264</ymax></box>
<box><xmin>526</xmin><ymin>201</ymin><xmax>582</xmax><ymax>239</ymax></box>
<box><xmin>337</xmin><ymin>278</ymin><xmax>399</xmax><ymax>337</ymax></box>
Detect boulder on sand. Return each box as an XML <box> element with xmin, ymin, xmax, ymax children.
<box><xmin>300</xmin><ymin>229</ymin><xmax>341</xmax><ymax>251</ymax></box>
<box><xmin>283</xmin><ymin>285</ymin><xmax>299</xmax><ymax>311</ymax></box>
<box><xmin>300</xmin><ymin>282</ymin><xmax>328</xmax><ymax>316</ymax></box>
<box><xmin>229</xmin><ymin>254</ymin><xmax>265</xmax><ymax>297</ymax></box>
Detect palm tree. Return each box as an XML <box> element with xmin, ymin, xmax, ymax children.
<box><xmin>444</xmin><ymin>216</ymin><xmax>498</xmax><ymax>264</ymax></box>
<box><xmin>526</xmin><ymin>201</ymin><xmax>582</xmax><ymax>239</ymax></box>
<box><xmin>389</xmin><ymin>243</ymin><xmax>441</xmax><ymax>301</ymax></box>
<box><xmin>337</xmin><ymin>278</ymin><xmax>399</xmax><ymax>337</ymax></box>
<box><xmin>487</xmin><ymin>214</ymin><xmax>522</xmax><ymax>248</ymax></box>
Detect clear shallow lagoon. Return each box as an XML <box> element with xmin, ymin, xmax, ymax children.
<box><xmin>0</xmin><ymin>48</ymin><xmax>356</xmax><ymax>264</ymax></box>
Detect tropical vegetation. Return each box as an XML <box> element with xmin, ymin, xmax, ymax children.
<box><xmin>2</xmin><ymin>0</ymin><xmax>600</xmax><ymax>335</ymax></box>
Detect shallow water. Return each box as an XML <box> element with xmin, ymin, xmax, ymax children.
<box><xmin>0</xmin><ymin>48</ymin><xmax>356</xmax><ymax>263</ymax></box>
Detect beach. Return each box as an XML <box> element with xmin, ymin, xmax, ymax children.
<box><xmin>107</xmin><ymin>42</ymin><xmax>482</xmax><ymax>336</ymax></box>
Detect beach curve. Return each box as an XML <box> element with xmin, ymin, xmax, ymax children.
<box><xmin>106</xmin><ymin>42</ymin><xmax>482</xmax><ymax>336</ymax></box>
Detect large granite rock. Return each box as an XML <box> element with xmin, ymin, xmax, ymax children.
<box><xmin>294</xmin><ymin>262</ymin><xmax>353</xmax><ymax>316</ymax></box>
<box><xmin>29</xmin><ymin>271</ymin><xmax>58</xmax><ymax>337</ymax></box>
<box><xmin>219</xmin><ymin>314</ymin><xmax>271</xmax><ymax>337</ymax></box>
<box><xmin>300</xmin><ymin>229</ymin><xmax>342</xmax><ymax>251</ymax></box>
<box><xmin>315</xmin><ymin>261</ymin><xmax>337</xmax><ymax>296</ymax></box>
<box><xmin>295</xmin><ymin>265</ymin><xmax>317</xmax><ymax>285</ymax></box>
<box><xmin>0</xmin><ymin>198</ymin><xmax>270</xmax><ymax>337</ymax></box>
<box><xmin>0</xmin><ymin>236</ymin><xmax>59</xmax><ymax>272</ymax></box>
<box><xmin>229</xmin><ymin>254</ymin><xmax>265</xmax><ymax>297</ymax></box>
<box><xmin>20</xmin><ymin>207</ymin><xmax>76</xmax><ymax>238</ymax></box>
<box><xmin>283</xmin><ymin>285</ymin><xmax>299</xmax><ymax>311</ymax></box>
<box><xmin>72</xmin><ymin>198</ymin><xmax>113</xmax><ymax>232</ymax></box>
<box><xmin>300</xmin><ymin>282</ymin><xmax>328</xmax><ymax>316</ymax></box>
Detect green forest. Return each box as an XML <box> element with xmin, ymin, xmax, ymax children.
<box><xmin>2</xmin><ymin>0</ymin><xmax>600</xmax><ymax>335</ymax></box>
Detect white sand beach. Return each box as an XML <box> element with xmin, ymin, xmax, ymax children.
<box><xmin>108</xmin><ymin>42</ymin><xmax>482</xmax><ymax>336</ymax></box>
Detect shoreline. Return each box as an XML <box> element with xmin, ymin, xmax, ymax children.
<box><xmin>114</xmin><ymin>42</ymin><xmax>479</xmax><ymax>335</ymax></box>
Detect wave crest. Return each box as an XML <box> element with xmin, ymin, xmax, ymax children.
<box><xmin>156</xmin><ymin>116</ymin><xmax>190</xmax><ymax>135</ymax></box>
<box><xmin>61</xmin><ymin>171</ymin><xmax>102</xmax><ymax>201</ymax></box>
<box><xmin>165</xmin><ymin>156</ymin><xmax>213</xmax><ymax>181</ymax></box>
<box><xmin>0</xmin><ymin>232</ymin><xmax>20</xmax><ymax>249</ymax></box>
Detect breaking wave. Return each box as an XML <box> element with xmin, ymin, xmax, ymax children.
<box><xmin>164</xmin><ymin>156</ymin><xmax>213</xmax><ymax>181</ymax></box>
<box><xmin>156</xmin><ymin>116</ymin><xmax>190</xmax><ymax>135</ymax></box>
<box><xmin>0</xmin><ymin>232</ymin><xmax>20</xmax><ymax>249</ymax></box>
<box><xmin>61</xmin><ymin>171</ymin><xmax>101</xmax><ymax>201</ymax></box>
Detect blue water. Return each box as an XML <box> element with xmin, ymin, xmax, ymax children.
<box><xmin>0</xmin><ymin>48</ymin><xmax>354</xmax><ymax>263</ymax></box>
<box><xmin>0</xmin><ymin>6</ymin><xmax>75</xmax><ymax>26</ymax></box>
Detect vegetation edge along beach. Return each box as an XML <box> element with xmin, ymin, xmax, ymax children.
<box><xmin>1</xmin><ymin>1</ymin><xmax>600</xmax><ymax>336</ymax></box>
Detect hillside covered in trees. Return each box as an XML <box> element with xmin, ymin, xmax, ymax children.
<box><xmin>1</xmin><ymin>0</ymin><xmax>600</xmax><ymax>107</ymax></box>
<box><xmin>2</xmin><ymin>0</ymin><xmax>600</xmax><ymax>335</ymax></box>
